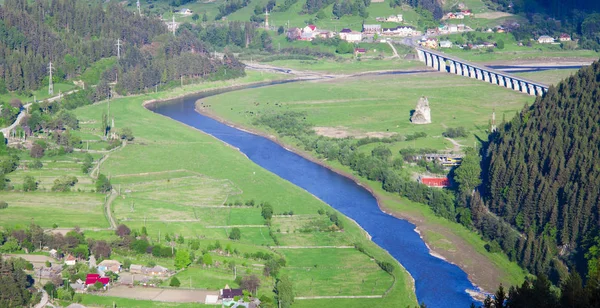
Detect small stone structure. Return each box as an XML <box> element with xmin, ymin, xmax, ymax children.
<box><xmin>411</xmin><ymin>96</ymin><xmax>431</xmax><ymax>124</ymax></box>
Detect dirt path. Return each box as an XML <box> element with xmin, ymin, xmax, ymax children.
<box><xmin>104</xmin><ymin>190</ymin><xmax>118</xmax><ymax>229</ymax></box>
<box><xmin>387</xmin><ymin>41</ymin><xmax>399</xmax><ymax>58</ymax></box>
<box><xmin>296</xmin><ymin>295</ymin><xmax>383</xmax><ymax>299</ymax></box>
<box><xmin>445</xmin><ymin>137</ymin><xmax>462</xmax><ymax>152</ymax></box>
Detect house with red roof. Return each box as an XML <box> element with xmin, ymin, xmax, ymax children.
<box><xmin>65</xmin><ymin>254</ymin><xmax>77</xmax><ymax>266</ymax></box>
<box><xmin>303</xmin><ymin>24</ymin><xmax>317</xmax><ymax>33</ymax></box>
<box><xmin>85</xmin><ymin>274</ymin><xmax>110</xmax><ymax>289</ymax></box>
<box><xmin>419</xmin><ymin>177</ymin><xmax>450</xmax><ymax>187</ymax></box>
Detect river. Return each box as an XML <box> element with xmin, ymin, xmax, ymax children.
<box><xmin>148</xmin><ymin>82</ymin><xmax>480</xmax><ymax>308</ymax></box>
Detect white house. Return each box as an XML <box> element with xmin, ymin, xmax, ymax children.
<box><xmin>339</xmin><ymin>29</ymin><xmax>362</xmax><ymax>42</ymax></box>
<box><xmin>537</xmin><ymin>35</ymin><xmax>555</xmax><ymax>44</ymax></box>
<box><xmin>559</xmin><ymin>34</ymin><xmax>571</xmax><ymax>42</ymax></box>
<box><xmin>65</xmin><ymin>254</ymin><xmax>77</xmax><ymax>266</ymax></box>
<box><xmin>179</xmin><ymin>8</ymin><xmax>193</xmax><ymax>15</ymax></box>
<box><xmin>382</xmin><ymin>26</ymin><xmax>417</xmax><ymax>37</ymax></box>
<box><xmin>440</xmin><ymin>40</ymin><xmax>453</xmax><ymax>48</ymax></box>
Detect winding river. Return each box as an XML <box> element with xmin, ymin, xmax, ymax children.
<box><xmin>148</xmin><ymin>81</ymin><xmax>479</xmax><ymax>308</ymax></box>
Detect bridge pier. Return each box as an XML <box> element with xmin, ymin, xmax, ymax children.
<box><xmin>417</xmin><ymin>50</ymin><xmax>425</xmax><ymax>62</ymax></box>
<box><xmin>520</xmin><ymin>81</ymin><xmax>528</xmax><ymax>94</ymax></box>
<box><xmin>448</xmin><ymin>60</ymin><xmax>456</xmax><ymax>74</ymax></box>
<box><xmin>437</xmin><ymin>55</ymin><xmax>446</xmax><ymax>72</ymax></box>
<box><xmin>432</xmin><ymin>56</ymin><xmax>439</xmax><ymax>71</ymax></box>
<box><xmin>528</xmin><ymin>84</ymin><xmax>535</xmax><ymax>95</ymax></box>
<box><xmin>455</xmin><ymin>62</ymin><xmax>462</xmax><ymax>75</ymax></box>
<box><xmin>483</xmin><ymin>72</ymin><xmax>491</xmax><ymax>82</ymax></box>
<box><xmin>425</xmin><ymin>53</ymin><xmax>433</xmax><ymax>68</ymax></box>
<box><xmin>468</xmin><ymin>66</ymin><xmax>476</xmax><ymax>78</ymax></box>
<box><xmin>535</xmin><ymin>86</ymin><xmax>544</xmax><ymax>96</ymax></box>
<box><xmin>491</xmin><ymin>73</ymin><xmax>498</xmax><ymax>85</ymax></box>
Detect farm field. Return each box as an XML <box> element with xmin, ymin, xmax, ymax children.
<box><xmin>68</xmin><ymin>71</ymin><xmax>417</xmax><ymax>306</ymax></box>
<box><xmin>0</xmin><ymin>192</ymin><xmax>108</xmax><ymax>229</ymax></box>
<box><xmin>260</xmin><ymin>57</ymin><xmax>422</xmax><ymax>74</ymax></box>
<box><xmin>199</xmin><ymin>72</ymin><xmax>534</xmax><ymax>148</ymax></box>
<box><xmin>277</xmin><ymin>248</ymin><xmax>393</xmax><ymax>297</ymax></box>
<box><xmin>7</xmin><ymin>158</ymin><xmax>99</xmax><ymax>192</ymax></box>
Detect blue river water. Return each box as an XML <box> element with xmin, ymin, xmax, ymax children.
<box><xmin>149</xmin><ymin>83</ymin><xmax>479</xmax><ymax>308</ymax></box>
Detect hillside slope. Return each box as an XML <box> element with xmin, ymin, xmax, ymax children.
<box><xmin>478</xmin><ymin>60</ymin><xmax>600</xmax><ymax>278</ymax></box>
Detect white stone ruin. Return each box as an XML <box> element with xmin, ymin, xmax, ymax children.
<box><xmin>411</xmin><ymin>96</ymin><xmax>431</xmax><ymax>124</ymax></box>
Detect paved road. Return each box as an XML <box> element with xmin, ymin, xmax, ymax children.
<box><xmin>34</xmin><ymin>289</ymin><xmax>49</xmax><ymax>308</ymax></box>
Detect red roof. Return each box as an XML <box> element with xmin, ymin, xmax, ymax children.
<box><xmin>307</xmin><ymin>24</ymin><xmax>316</xmax><ymax>31</ymax></box>
<box><xmin>65</xmin><ymin>254</ymin><xmax>76</xmax><ymax>261</ymax></box>
<box><xmin>421</xmin><ymin>177</ymin><xmax>450</xmax><ymax>187</ymax></box>
<box><xmin>355</xmin><ymin>48</ymin><xmax>366</xmax><ymax>53</ymax></box>
<box><xmin>85</xmin><ymin>274</ymin><xmax>110</xmax><ymax>285</ymax></box>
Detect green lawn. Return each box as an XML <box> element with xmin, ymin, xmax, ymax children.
<box><xmin>276</xmin><ymin>248</ymin><xmax>393</xmax><ymax>297</ymax></box>
<box><xmin>0</xmin><ymin>192</ymin><xmax>108</xmax><ymax>229</ymax></box>
<box><xmin>200</xmin><ymin>72</ymin><xmax>533</xmax><ymax>148</ymax></box>
<box><xmin>79</xmin><ymin>294</ymin><xmax>218</xmax><ymax>308</ymax></box>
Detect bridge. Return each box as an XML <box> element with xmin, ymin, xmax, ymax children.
<box><xmin>416</xmin><ymin>47</ymin><xmax>549</xmax><ymax>96</ymax></box>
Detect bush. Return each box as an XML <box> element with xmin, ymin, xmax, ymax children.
<box><xmin>377</xmin><ymin>261</ymin><xmax>394</xmax><ymax>274</ymax></box>
<box><xmin>0</xmin><ymin>201</ymin><xmax>7</xmax><ymax>209</ymax></box>
<box><xmin>27</xmin><ymin>160</ymin><xmax>43</xmax><ymax>169</ymax></box>
<box><xmin>229</xmin><ymin>227</ymin><xmax>241</xmax><ymax>240</ymax></box>
<box><xmin>52</xmin><ymin>176</ymin><xmax>78</xmax><ymax>192</ymax></box>
<box><xmin>95</xmin><ymin>174</ymin><xmax>112</xmax><ymax>193</ymax></box>
<box><xmin>170</xmin><ymin>277</ymin><xmax>180</xmax><ymax>287</ymax></box>
<box><xmin>442</xmin><ymin>127</ymin><xmax>468</xmax><ymax>138</ymax></box>
<box><xmin>30</xmin><ymin>143</ymin><xmax>45</xmax><ymax>158</ymax></box>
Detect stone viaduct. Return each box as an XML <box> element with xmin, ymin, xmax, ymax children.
<box><xmin>416</xmin><ymin>47</ymin><xmax>549</xmax><ymax>96</ymax></box>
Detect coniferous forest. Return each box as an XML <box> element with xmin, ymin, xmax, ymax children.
<box><xmin>474</xmin><ymin>61</ymin><xmax>600</xmax><ymax>287</ymax></box>
<box><xmin>0</xmin><ymin>0</ymin><xmax>245</xmax><ymax>97</ymax></box>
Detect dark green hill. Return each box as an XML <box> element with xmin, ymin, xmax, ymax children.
<box><xmin>476</xmin><ymin>60</ymin><xmax>600</xmax><ymax>278</ymax></box>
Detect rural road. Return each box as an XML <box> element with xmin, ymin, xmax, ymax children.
<box><xmin>105</xmin><ymin>190</ymin><xmax>118</xmax><ymax>229</ymax></box>
<box><xmin>34</xmin><ymin>289</ymin><xmax>49</xmax><ymax>308</ymax></box>
<box><xmin>0</xmin><ymin>89</ymin><xmax>79</xmax><ymax>136</ymax></box>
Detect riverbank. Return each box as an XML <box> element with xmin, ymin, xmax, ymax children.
<box><xmin>192</xmin><ymin>87</ymin><xmax>526</xmax><ymax>295</ymax></box>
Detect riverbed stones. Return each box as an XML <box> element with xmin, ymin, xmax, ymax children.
<box><xmin>411</xmin><ymin>96</ymin><xmax>431</xmax><ymax>124</ymax></box>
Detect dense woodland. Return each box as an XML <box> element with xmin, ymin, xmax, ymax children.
<box><xmin>477</xmin><ymin>61</ymin><xmax>600</xmax><ymax>282</ymax></box>
<box><xmin>0</xmin><ymin>0</ymin><xmax>245</xmax><ymax>97</ymax></box>
<box><xmin>0</xmin><ymin>256</ymin><xmax>35</xmax><ymax>307</ymax></box>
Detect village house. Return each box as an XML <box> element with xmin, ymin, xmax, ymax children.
<box><xmin>65</xmin><ymin>254</ymin><xmax>77</xmax><ymax>266</ymax></box>
<box><xmin>419</xmin><ymin>176</ymin><xmax>451</xmax><ymax>187</ymax></box>
<box><xmin>316</xmin><ymin>30</ymin><xmax>334</xmax><ymax>39</ymax></box>
<box><xmin>387</xmin><ymin>14</ymin><xmax>403</xmax><ymax>22</ymax></box>
<box><xmin>381</xmin><ymin>25</ymin><xmax>417</xmax><ymax>37</ymax></box>
<box><xmin>461</xmin><ymin>9</ymin><xmax>472</xmax><ymax>16</ymax></box>
<box><xmin>38</xmin><ymin>264</ymin><xmax>63</xmax><ymax>279</ymax></box>
<box><xmin>440</xmin><ymin>40</ymin><xmax>453</xmax><ymax>48</ymax></box>
<box><xmin>97</xmin><ymin>260</ymin><xmax>122</xmax><ymax>273</ymax></box>
<box><xmin>538</xmin><ymin>35</ymin><xmax>555</xmax><ymax>44</ymax></box>
<box><xmin>362</xmin><ymin>24</ymin><xmax>381</xmax><ymax>34</ymax></box>
<box><xmin>421</xmin><ymin>38</ymin><xmax>438</xmax><ymax>49</ymax></box>
<box><xmin>220</xmin><ymin>285</ymin><xmax>244</xmax><ymax>305</ymax></box>
<box><xmin>286</xmin><ymin>27</ymin><xmax>301</xmax><ymax>40</ymax></box>
<box><xmin>49</xmin><ymin>249</ymin><xmax>58</xmax><ymax>259</ymax></box>
<box><xmin>354</xmin><ymin>48</ymin><xmax>367</xmax><ymax>56</ymax></box>
<box><xmin>559</xmin><ymin>34</ymin><xmax>571</xmax><ymax>41</ymax></box>
<box><xmin>85</xmin><ymin>274</ymin><xmax>110</xmax><ymax>289</ymax></box>
<box><xmin>130</xmin><ymin>264</ymin><xmax>170</xmax><ymax>276</ymax></box>
<box><xmin>339</xmin><ymin>29</ymin><xmax>362</xmax><ymax>42</ymax></box>
<box><xmin>303</xmin><ymin>24</ymin><xmax>317</xmax><ymax>33</ymax></box>
<box><xmin>70</xmin><ymin>279</ymin><xmax>86</xmax><ymax>292</ymax></box>
<box><xmin>179</xmin><ymin>8</ymin><xmax>193</xmax><ymax>15</ymax></box>
<box><xmin>299</xmin><ymin>32</ymin><xmax>314</xmax><ymax>41</ymax></box>
<box><xmin>426</xmin><ymin>28</ymin><xmax>439</xmax><ymax>36</ymax></box>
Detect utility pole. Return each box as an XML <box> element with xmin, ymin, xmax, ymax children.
<box><xmin>172</xmin><ymin>15</ymin><xmax>176</xmax><ymax>36</ymax></box>
<box><xmin>116</xmin><ymin>39</ymin><xmax>122</xmax><ymax>59</ymax></box>
<box><xmin>264</xmin><ymin>8</ymin><xmax>269</xmax><ymax>29</ymax></box>
<box><xmin>48</xmin><ymin>61</ymin><xmax>54</xmax><ymax>95</ymax></box>
<box><xmin>136</xmin><ymin>0</ymin><xmax>141</xmax><ymax>16</ymax></box>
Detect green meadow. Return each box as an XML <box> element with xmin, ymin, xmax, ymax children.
<box><xmin>0</xmin><ymin>192</ymin><xmax>108</xmax><ymax>229</ymax></box>
<box><xmin>67</xmin><ymin>71</ymin><xmax>417</xmax><ymax>306</ymax></box>
<box><xmin>200</xmin><ymin>72</ymin><xmax>534</xmax><ymax>148</ymax></box>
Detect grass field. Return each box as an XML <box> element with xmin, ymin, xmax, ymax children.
<box><xmin>7</xmin><ymin>158</ymin><xmax>99</xmax><ymax>192</ymax></box>
<box><xmin>79</xmin><ymin>294</ymin><xmax>218</xmax><ymax>308</ymax></box>
<box><xmin>0</xmin><ymin>192</ymin><xmax>108</xmax><ymax>229</ymax></box>
<box><xmin>200</xmin><ymin>72</ymin><xmax>533</xmax><ymax>148</ymax></box>
<box><xmin>68</xmin><ymin>70</ymin><xmax>417</xmax><ymax>306</ymax></box>
<box><xmin>277</xmin><ymin>248</ymin><xmax>393</xmax><ymax>297</ymax></box>
<box><xmin>513</xmin><ymin>69</ymin><xmax>579</xmax><ymax>85</ymax></box>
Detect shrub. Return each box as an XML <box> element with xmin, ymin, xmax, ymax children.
<box><xmin>0</xmin><ymin>201</ymin><xmax>7</xmax><ymax>209</ymax></box>
<box><xmin>170</xmin><ymin>277</ymin><xmax>180</xmax><ymax>287</ymax></box>
<box><xmin>229</xmin><ymin>228</ymin><xmax>241</xmax><ymax>240</ymax></box>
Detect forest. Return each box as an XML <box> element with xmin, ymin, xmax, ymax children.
<box><xmin>476</xmin><ymin>61</ymin><xmax>600</xmax><ymax>283</ymax></box>
<box><xmin>0</xmin><ymin>0</ymin><xmax>246</xmax><ymax>97</ymax></box>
